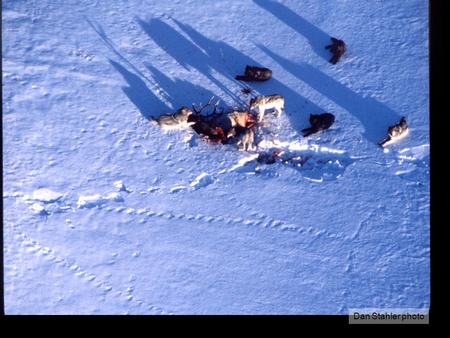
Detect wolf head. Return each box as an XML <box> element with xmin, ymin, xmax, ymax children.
<box><xmin>399</xmin><ymin>117</ymin><xmax>408</xmax><ymax>127</ymax></box>
<box><xmin>388</xmin><ymin>117</ymin><xmax>408</xmax><ymax>136</ymax></box>
<box><xmin>309</xmin><ymin>114</ymin><xmax>319</xmax><ymax>125</ymax></box>
<box><xmin>245</xmin><ymin>66</ymin><xmax>272</xmax><ymax>80</ymax></box>
<box><xmin>230</xmin><ymin>111</ymin><xmax>256</xmax><ymax>128</ymax></box>
<box><xmin>178</xmin><ymin>107</ymin><xmax>193</xmax><ymax>117</ymax></box>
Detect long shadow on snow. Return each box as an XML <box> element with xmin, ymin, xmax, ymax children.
<box><xmin>109</xmin><ymin>59</ymin><xmax>168</xmax><ymax>120</ymax></box>
<box><xmin>137</xmin><ymin>18</ymin><xmax>243</xmax><ymax>106</ymax></box>
<box><xmin>144</xmin><ymin>64</ymin><xmax>220</xmax><ymax>112</ymax></box>
<box><xmin>253</xmin><ymin>0</ymin><xmax>332</xmax><ymax>62</ymax></box>
<box><xmin>259</xmin><ymin>46</ymin><xmax>402</xmax><ymax>144</ymax></box>
<box><xmin>87</xmin><ymin>17</ymin><xmax>168</xmax><ymax>119</ymax></box>
<box><xmin>89</xmin><ymin>17</ymin><xmax>215</xmax><ymax>121</ymax></box>
<box><xmin>111</xmin><ymin>59</ymin><xmax>219</xmax><ymax>120</ymax></box>
<box><xmin>171</xmin><ymin>18</ymin><xmax>324</xmax><ymax>131</ymax></box>
<box><xmin>86</xmin><ymin>17</ymin><xmax>156</xmax><ymax>87</ymax></box>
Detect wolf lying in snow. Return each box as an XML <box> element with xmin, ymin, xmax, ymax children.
<box><xmin>235</xmin><ymin>65</ymin><xmax>272</xmax><ymax>82</ymax></box>
<box><xmin>301</xmin><ymin>113</ymin><xmax>335</xmax><ymax>137</ymax></box>
<box><xmin>249</xmin><ymin>95</ymin><xmax>284</xmax><ymax>122</ymax></box>
<box><xmin>378</xmin><ymin>117</ymin><xmax>409</xmax><ymax>147</ymax></box>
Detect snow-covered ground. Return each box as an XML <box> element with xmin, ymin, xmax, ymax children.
<box><xmin>3</xmin><ymin>0</ymin><xmax>429</xmax><ymax>314</ymax></box>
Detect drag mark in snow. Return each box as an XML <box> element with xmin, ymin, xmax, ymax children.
<box><xmin>13</xmin><ymin>229</ymin><xmax>172</xmax><ymax>315</ymax></box>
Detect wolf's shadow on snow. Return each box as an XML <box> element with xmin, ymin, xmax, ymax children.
<box><xmin>88</xmin><ymin>18</ymin><xmax>217</xmax><ymax>120</ymax></box>
<box><xmin>136</xmin><ymin>17</ymin><xmax>324</xmax><ymax>131</ymax></box>
<box><xmin>90</xmin><ymin>15</ymin><xmax>322</xmax><ymax>129</ymax></box>
<box><xmin>251</xmin><ymin>1</ymin><xmax>401</xmax><ymax>143</ymax></box>
<box><xmin>96</xmin><ymin>15</ymin><xmax>399</xmax><ymax>145</ymax></box>
<box><xmin>253</xmin><ymin>0</ymin><xmax>332</xmax><ymax>62</ymax></box>
<box><xmin>258</xmin><ymin>46</ymin><xmax>401</xmax><ymax>144</ymax></box>
<box><xmin>137</xmin><ymin>18</ymin><xmax>242</xmax><ymax>107</ymax></box>
<box><xmin>109</xmin><ymin>59</ymin><xmax>167</xmax><ymax>120</ymax></box>
<box><xmin>110</xmin><ymin>58</ymin><xmax>218</xmax><ymax>120</ymax></box>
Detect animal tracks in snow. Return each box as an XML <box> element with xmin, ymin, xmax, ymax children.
<box><xmin>104</xmin><ymin>201</ymin><xmax>351</xmax><ymax>243</ymax></box>
<box><xmin>12</xmin><ymin>229</ymin><xmax>171</xmax><ymax>314</ymax></box>
<box><xmin>14</xmin><ymin>184</ymin><xmax>350</xmax><ymax>243</ymax></box>
<box><xmin>71</xmin><ymin>48</ymin><xmax>95</xmax><ymax>62</ymax></box>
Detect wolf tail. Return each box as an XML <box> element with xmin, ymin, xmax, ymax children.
<box><xmin>378</xmin><ymin>136</ymin><xmax>391</xmax><ymax>147</ymax></box>
<box><xmin>235</xmin><ymin>75</ymin><xmax>251</xmax><ymax>81</ymax></box>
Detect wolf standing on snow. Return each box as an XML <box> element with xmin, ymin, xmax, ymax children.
<box><xmin>249</xmin><ymin>95</ymin><xmax>285</xmax><ymax>122</ymax></box>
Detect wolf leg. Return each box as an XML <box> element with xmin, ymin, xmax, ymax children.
<box><xmin>276</xmin><ymin>107</ymin><xmax>284</xmax><ymax>117</ymax></box>
<box><xmin>258</xmin><ymin>108</ymin><xmax>265</xmax><ymax>122</ymax></box>
<box><xmin>329</xmin><ymin>55</ymin><xmax>338</xmax><ymax>64</ymax></box>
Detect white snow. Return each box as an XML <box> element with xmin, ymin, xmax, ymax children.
<box><xmin>398</xmin><ymin>144</ymin><xmax>430</xmax><ymax>161</ymax></box>
<box><xmin>3</xmin><ymin>0</ymin><xmax>429</xmax><ymax>314</ymax></box>
<box><xmin>27</xmin><ymin>188</ymin><xmax>63</xmax><ymax>203</ymax></box>
<box><xmin>228</xmin><ymin>154</ymin><xmax>260</xmax><ymax>172</ymax></box>
<box><xmin>113</xmin><ymin>180</ymin><xmax>132</xmax><ymax>193</ymax></box>
<box><xmin>76</xmin><ymin>192</ymin><xmax>123</xmax><ymax>208</ymax></box>
<box><xmin>77</xmin><ymin>194</ymin><xmax>106</xmax><ymax>208</ymax></box>
<box><xmin>29</xmin><ymin>203</ymin><xmax>46</xmax><ymax>214</ymax></box>
<box><xmin>170</xmin><ymin>185</ymin><xmax>187</xmax><ymax>193</ymax></box>
<box><xmin>190</xmin><ymin>173</ymin><xmax>214</xmax><ymax>190</ymax></box>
